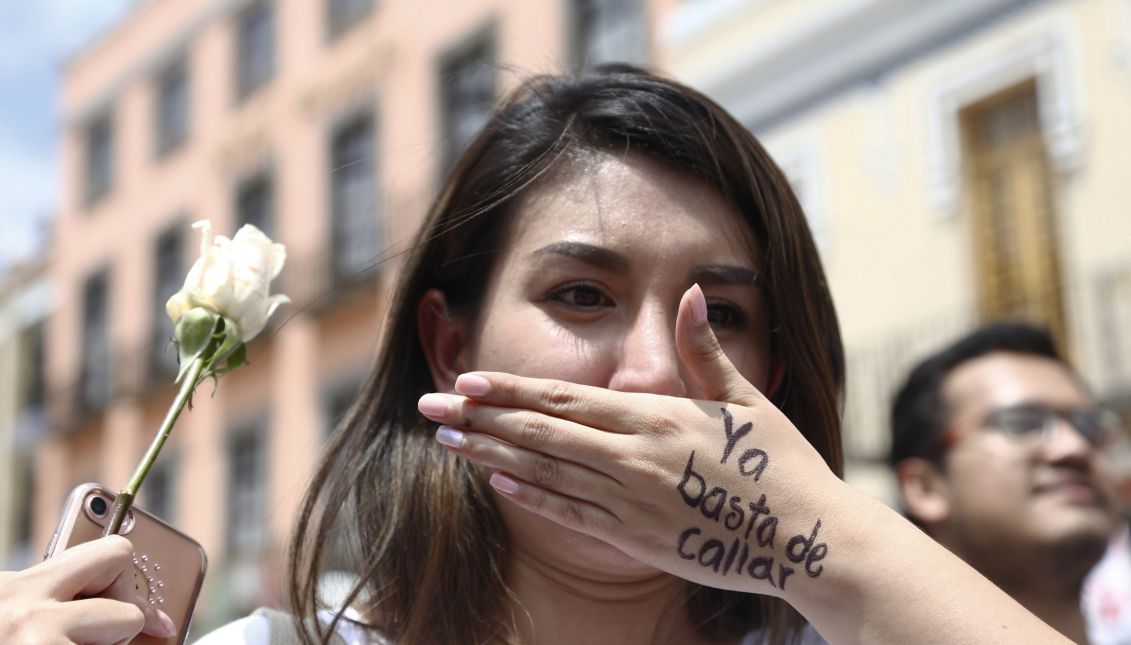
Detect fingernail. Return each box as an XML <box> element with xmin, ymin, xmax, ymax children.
<box><xmin>418</xmin><ymin>393</ymin><xmax>450</xmax><ymax>417</ymax></box>
<box><xmin>157</xmin><ymin>609</ymin><xmax>177</xmax><ymax>637</ymax></box>
<box><xmin>435</xmin><ymin>426</ymin><xmax>465</xmax><ymax>448</ymax></box>
<box><xmin>489</xmin><ymin>472</ymin><xmax>520</xmax><ymax>495</ymax></box>
<box><xmin>455</xmin><ymin>373</ymin><xmax>491</xmax><ymax>397</ymax></box>
<box><xmin>689</xmin><ymin>283</ymin><xmax>708</xmax><ymax>326</ymax></box>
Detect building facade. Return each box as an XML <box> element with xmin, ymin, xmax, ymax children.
<box><xmin>26</xmin><ymin>0</ymin><xmax>1131</xmax><ymax>635</ymax></box>
<box><xmin>38</xmin><ymin>0</ymin><xmax>652</xmax><ymax>634</ymax></box>
<box><xmin>0</xmin><ymin>260</ymin><xmax>50</xmax><ymax>571</ymax></box>
<box><xmin>664</xmin><ymin>0</ymin><xmax>1131</xmax><ymax>496</ymax></box>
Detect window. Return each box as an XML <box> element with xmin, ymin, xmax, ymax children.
<box><xmin>85</xmin><ymin>111</ymin><xmax>114</xmax><ymax>204</ymax></box>
<box><xmin>152</xmin><ymin>225</ymin><xmax>184</xmax><ymax>376</ymax></box>
<box><xmin>80</xmin><ymin>270</ymin><xmax>112</xmax><ymax>410</ymax></box>
<box><xmin>323</xmin><ymin>379</ymin><xmax>361</xmax><ymax>440</ymax></box>
<box><xmin>143</xmin><ymin>458</ymin><xmax>176</xmax><ymax>523</ymax></box>
<box><xmin>21</xmin><ymin>321</ymin><xmax>45</xmax><ymax>411</ymax></box>
<box><xmin>962</xmin><ymin>81</ymin><xmax>1067</xmax><ymax>348</ymax></box>
<box><xmin>438</xmin><ymin>29</ymin><xmax>496</xmax><ymax>175</ymax></box>
<box><xmin>236</xmin><ymin>1</ymin><xmax>274</xmax><ymax>100</ymax></box>
<box><xmin>327</xmin><ymin>0</ymin><xmax>373</xmax><ymax>40</ymax></box>
<box><xmin>10</xmin><ymin>458</ymin><xmax>34</xmax><ymax>567</ymax></box>
<box><xmin>236</xmin><ymin>171</ymin><xmax>274</xmax><ymax>238</ymax></box>
<box><xmin>155</xmin><ymin>57</ymin><xmax>189</xmax><ymax>156</ymax></box>
<box><xmin>226</xmin><ymin>419</ymin><xmax>267</xmax><ymax>557</ymax></box>
<box><xmin>330</xmin><ymin>112</ymin><xmax>378</xmax><ymax>281</ymax></box>
<box><xmin>571</xmin><ymin>0</ymin><xmax>648</xmax><ymax>68</ymax></box>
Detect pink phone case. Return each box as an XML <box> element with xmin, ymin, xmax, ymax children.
<box><xmin>44</xmin><ymin>483</ymin><xmax>208</xmax><ymax>645</ymax></box>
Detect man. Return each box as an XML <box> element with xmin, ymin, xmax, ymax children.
<box><xmin>889</xmin><ymin>322</ymin><xmax>1124</xmax><ymax>643</ymax></box>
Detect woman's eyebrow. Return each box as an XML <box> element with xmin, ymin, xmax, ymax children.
<box><xmin>530</xmin><ymin>242</ymin><xmax>629</xmax><ymax>272</ymax></box>
<box><xmin>689</xmin><ymin>265</ymin><xmax>758</xmax><ymax>286</ymax></box>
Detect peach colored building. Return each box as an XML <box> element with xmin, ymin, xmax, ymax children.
<box><xmin>40</xmin><ymin>0</ymin><xmax>653</xmax><ymax>633</ymax></box>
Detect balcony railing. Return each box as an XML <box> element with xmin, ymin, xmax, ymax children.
<box><xmin>840</xmin><ymin>261</ymin><xmax>1131</xmax><ymax>463</ymax></box>
<box><xmin>45</xmin><ymin>239</ymin><xmax>402</xmax><ymax>434</ymax></box>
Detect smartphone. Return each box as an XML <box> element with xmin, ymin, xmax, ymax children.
<box><xmin>43</xmin><ymin>483</ymin><xmax>208</xmax><ymax>645</ymax></box>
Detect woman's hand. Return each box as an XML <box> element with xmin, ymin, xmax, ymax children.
<box><xmin>417</xmin><ymin>284</ymin><xmax>847</xmax><ymax>598</ymax></box>
<box><xmin>418</xmin><ymin>284</ymin><xmax>1073</xmax><ymax>644</ymax></box>
<box><xmin>0</xmin><ymin>535</ymin><xmax>177</xmax><ymax>645</ymax></box>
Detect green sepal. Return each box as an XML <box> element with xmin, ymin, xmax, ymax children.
<box><xmin>175</xmin><ymin>308</ymin><xmax>221</xmax><ymax>383</ymax></box>
<box><xmin>204</xmin><ymin>342</ymin><xmax>248</xmax><ymax>395</ymax></box>
<box><xmin>205</xmin><ymin>316</ymin><xmax>242</xmax><ymax>373</ymax></box>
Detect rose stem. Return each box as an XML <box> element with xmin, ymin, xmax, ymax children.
<box><xmin>103</xmin><ymin>356</ymin><xmax>207</xmax><ymax>536</ymax></box>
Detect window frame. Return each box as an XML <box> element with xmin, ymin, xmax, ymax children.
<box><xmin>154</xmin><ymin>54</ymin><xmax>190</xmax><ymax>158</ymax></box>
<box><xmin>84</xmin><ymin>109</ymin><xmax>115</xmax><ymax>206</ymax></box>
<box><xmin>151</xmin><ymin>220</ymin><xmax>186</xmax><ymax>378</ymax></box>
<box><xmin>326</xmin><ymin>0</ymin><xmax>374</xmax><ymax>41</ymax></box>
<box><xmin>436</xmin><ymin>23</ymin><xmax>497</xmax><ymax>179</ymax></box>
<box><xmin>234</xmin><ymin>168</ymin><xmax>276</xmax><ymax>239</ymax></box>
<box><xmin>225</xmin><ymin>414</ymin><xmax>269</xmax><ymax>558</ymax></box>
<box><xmin>235</xmin><ymin>0</ymin><xmax>275</xmax><ymax>102</ymax></box>
<box><xmin>79</xmin><ymin>267</ymin><xmax>113</xmax><ymax>411</ymax></box>
<box><xmin>328</xmin><ymin>106</ymin><xmax>379</xmax><ymax>284</ymax></box>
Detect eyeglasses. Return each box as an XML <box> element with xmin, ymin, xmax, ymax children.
<box><xmin>941</xmin><ymin>404</ymin><xmax>1125</xmax><ymax>451</ymax></box>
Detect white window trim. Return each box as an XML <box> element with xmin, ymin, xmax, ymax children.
<box><xmin>679</xmin><ymin>0</ymin><xmax>1032</xmax><ymax>131</ymax></box>
<box><xmin>925</xmin><ymin>25</ymin><xmax>1086</xmax><ymax>216</ymax></box>
<box><xmin>771</xmin><ymin>141</ymin><xmax>828</xmax><ymax>251</ymax></box>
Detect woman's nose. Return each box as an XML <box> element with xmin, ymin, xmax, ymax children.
<box><xmin>606</xmin><ymin>306</ymin><xmax>688</xmax><ymax>397</ymax></box>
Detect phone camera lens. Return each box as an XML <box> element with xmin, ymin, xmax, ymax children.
<box><xmin>90</xmin><ymin>496</ymin><xmax>108</xmax><ymax>516</ymax></box>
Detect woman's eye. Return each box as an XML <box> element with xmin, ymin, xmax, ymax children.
<box><xmin>546</xmin><ymin>283</ymin><xmax>613</xmax><ymax>309</ymax></box>
<box><xmin>706</xmin><ymin>302</ymin><xmax>748</xmax><ymax>329</ymax></box>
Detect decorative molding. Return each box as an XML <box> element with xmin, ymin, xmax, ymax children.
<box><xmin>771</xmin><ymin>140</ymin><xmax>828</xmax><ymax>250</ymax></box>
<box><xmin>925</xmin><ymin>26</ymin><xmax>1086</xmax><ymax>215</ymax></box>
<box><xmin>66</xmin><ymin>0</ymin><xmax>237</xmax><ymax>127</ymax></box>
<box><xmin>666</xmin><ymin>0</ymin><xmax>769</xmax><ymax>49</ymax></box>
<box><xmin>682</xmin><ymin>0</ymin><xmax>1035</xmax><ymax>132</ymax></box>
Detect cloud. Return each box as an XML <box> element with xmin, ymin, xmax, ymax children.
<box><xmin>0</xmin><ymin>0</ymin><xmax>131</xmax><ymax>271</ymax></box>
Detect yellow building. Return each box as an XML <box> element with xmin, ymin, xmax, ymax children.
<box><xmin>664</xmin><ymin>0</ymin><xmax>1131</xmax><ymax>497</ymax></box>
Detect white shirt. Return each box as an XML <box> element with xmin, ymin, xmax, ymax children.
<box><xmin>193</xmin><ymin>607</ymin><xmax>827</xmax><ymax>644</ymax></box>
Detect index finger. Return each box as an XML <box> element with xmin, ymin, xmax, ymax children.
<box><xmin>453</xmin><ymin>372</ymin><xmax>668</xmax><ymax>435</ymax></box>
<box><xmin>45</xmin><ymin>536</ymin><xmax>177</xmax><ymax>639</ymax></box>
<box><xmin>41</xmin><ymin>535</ymin><xmax>135</xmax><ymax>601</ymax></box>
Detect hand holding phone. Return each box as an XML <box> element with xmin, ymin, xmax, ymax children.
<box><xmin>36</xmin><ymin>483</ymin><xmax>208</xmax><ymax>645</ymax></box>
<box><xmin>0</xmin><ymin>535</ymin><xmax>176</xmax><ymax>644</ymax></box>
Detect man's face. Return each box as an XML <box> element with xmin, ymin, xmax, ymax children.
<box><xmin>936</xmin><ymin>352</ymin><xmax>1118</xmax><ymax>564</ymax></box>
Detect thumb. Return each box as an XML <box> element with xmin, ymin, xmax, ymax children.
<box><xmin>676</xmin><ymin>284</ymin><xmax>767</xmax><ymax>406</ymax></box>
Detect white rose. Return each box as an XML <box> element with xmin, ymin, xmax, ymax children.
<box><xmin>166</xmin><ymin>220</ymin><xmax>290</xmax><ymax>342</ymax></box>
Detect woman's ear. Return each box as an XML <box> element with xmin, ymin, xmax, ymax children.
<box><xmin>417</xmin><ymin>289</ymin><xmax>469</xmax><ymax>392</ymax></box>
<box><xmin>895</xmin><ymin>458</ymin><xmax>951</xmax><ymax>526</ymax></box>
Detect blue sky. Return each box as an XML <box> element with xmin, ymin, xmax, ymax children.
<box><xmin>0</xmin><ymin>0</ymin><xmax>132</xmax><ymax>274</ymax></box>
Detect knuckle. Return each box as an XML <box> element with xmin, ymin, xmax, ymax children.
<box><xmin>694</xmin><ymin>332</ymin><xmax>727</xmax><ymax>363</ymax></box>
<box><xmin>539</xmin><ymin>381</ymin><xmax>576</xmax><ymax>414</ymax></box>
<box><xmin>122</xmin><ymin>602</ymin><xmax>146</xmax><ymax>630</ymax></box>
<box><xmin>632</xmin><ymin>531</ymin><xmax>662</xmax><ymax>553</ymax></box>
<box><xmin>530</xmin><ymin>455</ymin><xmax>560</xmax><ymax>487</ymax></box>
<box><xmin>562</xmin><ymin>499</ymin><xmax>586</xmax><ymax>528</ymax></box>
<box><xmin>5</xmin><ymin>604</ymin><xmax>36</xmax><ymax>632</ymax></box>
<box><xmin>638</xmin><ymin>410</ymin><xmax>674</xmax><ymax>437</ymax></box>
<box><xmin>103</xmin><ymin>535</ymin><xmax>136</xmax><ymax>562</ymax></box>
<box><xmin>520</xmin><ymin>414</ymin><xmax>555</xmax><ymax>450</ymax></box>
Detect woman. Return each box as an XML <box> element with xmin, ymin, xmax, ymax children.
<box><xmin>281</xmin><ymin>63</ymin><xmax>841</xmax><ymax>645</ymax></box>
<box><xmin>0</xmin><ymin>65</ymin><xmax>1066</xmax><ymax>645</ymax></box>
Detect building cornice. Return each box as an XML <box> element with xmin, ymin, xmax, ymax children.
<box><xmin>673</xmin><ymin>0</ymin><xmax>1037</xmax><ymax>131</ymax></box>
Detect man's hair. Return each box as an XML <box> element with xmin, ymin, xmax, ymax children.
<box><xmin>888</xmin><ymin>321</ymin><xmax>1063</xmax><ymax>467</ymax></box>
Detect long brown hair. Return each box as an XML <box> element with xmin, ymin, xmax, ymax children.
<box><xmin>289</xmin><ymin>65</ymin><xmax>845</xmax><ymax>645</ymax></box>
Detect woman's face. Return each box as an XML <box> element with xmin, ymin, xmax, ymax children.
<box><xmin>465</xmin><ymin>152</ymin><xmax>773</xmax><ymax>577</ymax></box>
